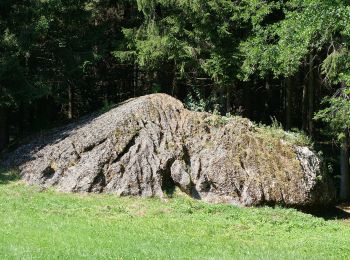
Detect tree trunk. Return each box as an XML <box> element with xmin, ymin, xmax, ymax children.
<box><xmin>133</xmin><ymin>63</ymin><xmax>138</xmax><ymax>97</ymax></box>
<box><xmin>18</xmin><ymin>102</ymin><xmax>25</xmax><ymax>137</ymax></box>
<box><xmin>0</xmin><ymin>107</ymin><xmax>9</xmax><ymax>151</ymax></box>
<box><xmin>171</xmin><ymin>64</ymin><xmax>178</xmax><ymax>97</ymax></box>
<box><xmin>340</xmin><ymin>131</ymin><xmax>350</xmax><ymax>201</ymax></box>
<box><xmin>68</xmin><ymin>84</ymin><xmax>73</xmax><ymax>120</ymax></box>
<box><xmin>243</xmin><ymin>81</ymin><xmax>252</xmax><ymax>119</ymax></box>
<box><xmin>308</xmin><ymin>54</ymin><xmax>314</xmax><ymax>136</ymax></box>
<box><xmin>226</xmin><ymin>84</ymin><xmax>233</xmax><ymax>114</ymax></box>
<box><xmin>285</xmin><ymin>77</ymin><xmax>292</xmax><ymax>131</ymax></box>
<box><xmin>264</xmin><ymin>78</ymin><xmax>270</xmax><ymax>123</ymax></box>
<box><xmin>216</xmin><ymin>86</ymin><xmax>228</xmax><ymax>115</ymax></box>
<box><xmin>302</xmin><ymin>81</ymin><xmax>308</xmax><ymax>132</ymax></box>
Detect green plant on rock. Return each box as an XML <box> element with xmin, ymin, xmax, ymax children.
<box><xmin>256</xmin><ymin>118</ymin><xmax>312</xmax><ymax>147</ymax></box>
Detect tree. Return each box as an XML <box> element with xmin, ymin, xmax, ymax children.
<box><xmin>315</xmin><ymin>88</ymin><xmax>350</xmax><ymax>200</ymax></box>
<box><xmin>239</xmin><ymin>0</ymin><xmax>350</xmax><ymax>198</ymax></box>
<box><xmin>0</xmin><ymin>0</ymin><xmax>134</xmax><ymax>150</ymax></box>
<box><xmin>115</xmin><ymin>0</ymin><xmax>245</xmax><ymax>108</ymax></box>
<box><xmin>0</xmin><ymin>0</ymin><xmax>51</xmax><ymax>149</ymax></box>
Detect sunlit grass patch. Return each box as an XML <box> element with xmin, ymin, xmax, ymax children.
<box><xmin>0</xmin><ymin>168</ymin><xmax>349</xmax><ymax>259</ymax></box>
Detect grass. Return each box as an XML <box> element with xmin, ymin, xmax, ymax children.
<box><xmin>256</xmin><ymin>119</ymin><xmax>312</xmax><ymax>147</ymax></box>
<box><xmin>1</xmin><ymin>169</ymin><xmax>350</xmax><ymax>259</ymax></box>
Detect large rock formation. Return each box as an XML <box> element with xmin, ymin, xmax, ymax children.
<box><xmin>3</xmin><ymin>94</ymin><xmax>335</xmax><ymax>206</ymax></box>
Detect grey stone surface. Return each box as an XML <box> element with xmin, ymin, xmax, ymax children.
<box><xmin>3</xmin><ymin>94</ymin><xmax>335</xmax><ymax>206</ymax></box>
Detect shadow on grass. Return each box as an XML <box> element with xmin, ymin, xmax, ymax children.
<box><xmin>302</xmin><ymin>206</ymin><xmax>350</xmax><ymax>221</ymax></box>
<box><xmin>0</xmin><ymin>169</ymin><xmax>20</xmax><ymax>185</ymax></box>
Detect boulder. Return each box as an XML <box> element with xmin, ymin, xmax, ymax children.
<box><xmin>3</xmin><ymin>94</ymin><xmax>335</xmax><ymax>206</ymax></box>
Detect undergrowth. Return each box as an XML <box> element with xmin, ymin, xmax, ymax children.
<box><xmin>203</xmin><ymin>112</ymin><xmax>312</xmax><ymax>147</ymax></box>
<box><xmin>256</xmin><ymin>118</ymin><xmax>313</xmax><ymax>147</ymax></box>
<box><xmin>185</xmin><ymin>90</ymin><xmax>311</xmax><ymax>147</ymax></box>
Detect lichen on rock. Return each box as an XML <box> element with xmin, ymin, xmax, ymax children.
<box><xmin>3</xmin><ymin>94</ymin><xmax>335</xmax><ymax>207</ymax></box>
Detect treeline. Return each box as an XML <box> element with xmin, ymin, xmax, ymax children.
<box><xmin>1</xmin><ymin>1</ymin><xmax>350</xmax><ymax>198</ymax></box>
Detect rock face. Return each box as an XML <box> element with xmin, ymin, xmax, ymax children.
<box><xmin>3</xmin><ymin>94</ymin><xmax>335</xmax><ymax>206</ymax></box>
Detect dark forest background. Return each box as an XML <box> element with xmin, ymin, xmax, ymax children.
<box><xmin>1</xmin><ymin>0</ymin><xmax>350</xmax><ymax>199</ymax></box>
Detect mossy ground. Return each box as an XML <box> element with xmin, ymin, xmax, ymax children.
<box><xmin>1</xmin><ymin>169</ymin><xmax>350</xmax><ymax>259</ymax></box>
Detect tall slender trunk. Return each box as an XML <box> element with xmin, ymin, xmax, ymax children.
<box><xmin>340</xmin><ymin>131</ymin><xmax>350</xmax><ymax>201</ymax></box>
<box><xmin>171</xmin><ymin>63</ymin><xmax>177</xmax><ymax>97</ymax></box>
<box><xmin>308</xmin><ymin>54</ymin><xmax>315</xmax><ymax>136</ymax></box>
<box><xmin>295</xmin><ymin>69</ymin><xmax>303</xmax><ymax>129</ymax></box>
<box><xmin>243</xmin><ymin>82</ymin><xmax>251</xmax><ymax>118</ymax></box>
<box><xmin>285</xmin><ymin>77</ymin><xmax>292</xmax><ymax>131</ymax></box>
<box><xmin>68</xmin><ymin>84</ymin><xmax>73</xmax><ymax>120</ymax></box>
<box><xmin>265</xmin><ymin>78</ymin><xmax>270</xmax><ymax>123</ymax></box>
<box><xmin>302</xmin><ymin>81</ymin><xmax>308</xmax><ymax>132</ymax></box>
<box><xmin>0</xmin><ymin>106</ymin><xmax>9</xmax><ymax>151</ymax></box>
<box><xmin>133</xmin><ymin>63</ymin><xmax>138</xmax><ymax>97</ymax></box>
<box><xmin>226</xmin><ymin>84</ymin><xmax>233</xmax><ymax>114</ymax></box>
<box><xmin>219</xmin><ymin>86</ymin><xmax>226</xmax><ymax>115</ymax></box>
<box><xmin>18</xmin><ymin>102</ymin><xmax>24</xmax><ymax>137</ymax></box>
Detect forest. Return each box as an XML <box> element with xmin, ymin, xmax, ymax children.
<box><xmin>1</xmin><ymin>0</ymin><xmax>350</xmax><ymax>198</ymax></box>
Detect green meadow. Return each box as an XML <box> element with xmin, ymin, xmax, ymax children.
<box><xmin>1</xmin><ymin>169</ymin><xmax>350</xmax><ymax>259</ymax></box>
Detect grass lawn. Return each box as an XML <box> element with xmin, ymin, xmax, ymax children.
<box><xmin>1</xmin><ymin>169</ymin><xmax>350</xmax><ymax>259</ymax></box>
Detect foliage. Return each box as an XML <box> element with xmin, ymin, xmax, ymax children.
<box><xmin>117</xmin><ymin>0</ymin><xmax>242</xmax><ymax>88</ymax></box>
<box><xmin>240</xmin><ymin>0</ymin><xmax>350</xmax><ymax>79</ymax></box>
<box><xmin>184</xmin><ymin>88</ymin><xmax>207</xmax><ymax>112</ymax></box>
<box><xmin>0</xmin><ymin>0</ymin><xmax>130</xmax><ymax>110</ymax></box>
<box><xmin>99</xmin><ymin>99</ymin><xmax>115</xmax><ymax>113</ymax></box>
<box><xmin>315</xmin><ymin>87</ymin><xmax>350</xmax><ymax>142</ymax></box>
<box><xmin>0</xmin><ymin>0</ymin><xmax>47</xmax><ymax>107</ymax></box>
<box><xmin>239</xmin><ymin>0</ymin><xmax>350</xmax><ymax>147</ymax></box>
<box><xmin>184</xmin><ymin>87</ymin><xmax>221</xmax><ymax>114</ymax></box>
